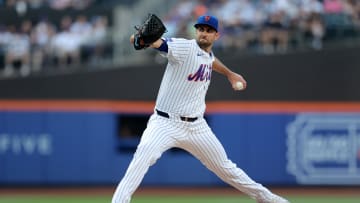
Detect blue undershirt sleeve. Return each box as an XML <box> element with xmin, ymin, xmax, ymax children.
<box><xmin>155</xmin><ymin>39</ymin><xmax>168</xmax><ymax>53</ymax></box>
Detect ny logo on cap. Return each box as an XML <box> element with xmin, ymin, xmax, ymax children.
<box><xmin>205</xmin><ymin>16</ymin><xmax>211</xmax><ymax>21</ymax></box>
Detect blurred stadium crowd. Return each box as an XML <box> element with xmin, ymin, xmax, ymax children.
<box><xmin>0</xmin><ymin>0</ymin><xmax>360</xmax><ymax>79</ymax></box>
<box><xmin>1</xmin><ymin>0</ymin><xmax>96</xmax><ymax>10</ymax></box>
<box><xmin>164</xmin><ymin>0</ymin><xmax>360</xmax><ymax>53</ymax></box>
<box><xmin>0</xmin><ymin>0</ymin><xmax>112</xmax><ymax>78</ymax></box>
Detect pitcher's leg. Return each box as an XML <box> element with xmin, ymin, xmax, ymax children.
<box><xmin>112</xmin><ymin>116</ymin><xmax>176</xmax><ymax>203</ymax></box>
<box><xmin>183</xmin><ymin>123</ymin><xmax>288</xmax><ymax>202</ymax></box>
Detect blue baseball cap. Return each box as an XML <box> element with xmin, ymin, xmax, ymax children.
<box><xmin>194</xmin><ymin>15</ymin><xmax>218</xmax><ymax>32</ymax></box>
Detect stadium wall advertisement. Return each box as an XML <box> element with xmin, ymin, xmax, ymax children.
<box><xmin>0</xmin><ymin>101</ymin><xmax>359</xmax><ymax>186</ymax></box>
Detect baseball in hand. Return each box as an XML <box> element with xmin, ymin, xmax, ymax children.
<box><xmin>235</xmin><ymin>81</ymin><xmax>244</xmax><ymax>90</ymax></box>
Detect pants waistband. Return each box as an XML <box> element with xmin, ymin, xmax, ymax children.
<box><xmin>155</xmin><ymin>109</ymin><xmax>198</xmax><ymax>122</ymax></box>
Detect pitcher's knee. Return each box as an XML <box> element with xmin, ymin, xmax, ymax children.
<box><xmin>213</xmin><ymin>160</ymin><xmax>242</xmax><ymax>179</ymax></box>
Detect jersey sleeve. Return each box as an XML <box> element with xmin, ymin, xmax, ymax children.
<box><xmin>163</xmin><ymin>38</ymin><xmax>192</xmax><ymax>64</ymax></box>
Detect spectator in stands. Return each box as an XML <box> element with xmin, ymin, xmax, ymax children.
<box><xmin>70</xmin><ymin>14</ymin><xmax>92</xmax><ymax>52</ymax></box>
<box><xmin>50</xmin><ymin>15</ymin><xmax>81</xmax><ymax>68</ymax></box>
<box><xmin>3</xmin><ymin>23</ymin><xmax>31</xmax><ymax>77</ymax></box>
<box><xmin>236</xmin><ymin>0</ymin><xmax>262</xmax><ymax>49</ymax></box>
<box><xmin>309</xmin><ymin>13</ymin><xmax>325</xmax><ymax>49</ymax></box>
<box><xmin>86</xmin><ymin>16</ymin><xmax>109</xmax><ymax>66</ymax></box>
<box><xmin>216</xmin><ymin>0</ymin><xmax>246</xmax><ymax>49</ymax></box>
<box><xmin>298</xmin><ymin>0</ymin><xmax>325</xmax><ymax>50</ymax></box>
<box><xmin>30</xmin><ymin>18</ymin><xmax>56</xmax><ymax>72</ymax></box>
<box><xmin>0</xmin><ymin>25</ymin><xmax>11</xmax><ymax>73</ymax></box>
<box><xmin>70</xmin><ymin>14</ymin><xmax>92</xmax><ymax>36</ymax></box>
<box><xmin>342</xmin><ymin>0</ymin><xmax>360</xmax><ymax>26</ymax></box>
<box><xmin>259</xmin><ymin>10</ymin><xmax>290</xmax><ymax>54</ymax></box>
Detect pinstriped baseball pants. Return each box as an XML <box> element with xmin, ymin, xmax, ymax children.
<box><xmin>112</xmin><ymin>114</ymin><xmax>275</xmax><ymax>203</ymax></box>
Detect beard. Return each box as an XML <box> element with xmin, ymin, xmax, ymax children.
<box><xmin>196</xmin><ymin>38</ymin><xmax>212</xmax><ymax>50</ymax></box>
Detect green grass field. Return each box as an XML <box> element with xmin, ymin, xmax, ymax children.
<box><xmin>0</xmin><ymin>195</ymin><xmax>359</xmax><ymax>203</ymax></box>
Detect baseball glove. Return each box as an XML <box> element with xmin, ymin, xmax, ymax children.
<box><xmin>133</xmin><ymin>14</ymin><xmax>167</xmax><ymax>50</ymax></box>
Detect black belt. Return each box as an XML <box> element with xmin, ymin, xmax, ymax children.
<box><xmin>156</xmin><ymin>109</ymin><xmax>198</xmax><ymax>122</ymax></box>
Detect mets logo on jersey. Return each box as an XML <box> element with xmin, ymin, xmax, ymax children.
<box><xmin>188</xmin><ymin>64</ymin><xmax>212</xmax><ymax>82</ymax></box>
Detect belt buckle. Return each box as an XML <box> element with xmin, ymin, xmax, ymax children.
<box><xmin>181</xmin><ymin>117</ymin><xmax>196</xmax><ymax>122</ymax></box>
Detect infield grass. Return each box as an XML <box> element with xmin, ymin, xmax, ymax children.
<box><xmin>0</xmin><ymin>195</ymin><xmax>359</xmax><ymax>203</ymax></box>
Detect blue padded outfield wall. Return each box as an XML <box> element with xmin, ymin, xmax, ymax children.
<box><xmin>1</xmin><ymin>111</ymin><xmax>360</xmax><ymax>186</ymax></box>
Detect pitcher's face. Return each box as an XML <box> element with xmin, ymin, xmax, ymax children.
<box><xmin>195</xmin><ymin>25</ymin><xmax>219</xmax><ymax>50</ymax></box>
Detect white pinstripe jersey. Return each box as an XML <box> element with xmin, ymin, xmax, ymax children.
<box><xmin>155</xmin><ymin>38</ymin><xmax>215</xmax><ymax>117</ymax></box>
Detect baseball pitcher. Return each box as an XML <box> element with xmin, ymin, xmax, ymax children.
<box><xmin>111</xmin><ymin>14</ymin><xmax>290</xmax><ymax>203</ymax></box>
